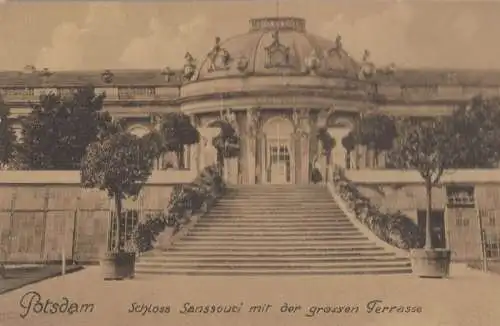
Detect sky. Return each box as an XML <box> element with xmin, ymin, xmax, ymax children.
<box><xmin>0</xmin><ymin>0</ymin><xmax>499</xmax><ymax>71</ymax></box>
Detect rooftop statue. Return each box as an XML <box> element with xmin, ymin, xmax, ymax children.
<box><xmin>183</xmin><ymin>52</ymin><xmax>197</xmax><ymax>81</ymax></box>
<box><xmin>207</xmin><ymin>37</ymin><xmax>231</xmax><ymax>72</ymax></box>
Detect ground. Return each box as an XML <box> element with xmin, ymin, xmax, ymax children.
<box><xmin>0</xmin><ymin>265</ymin><xmax>82</xmax><ymax>295</ymax></box>
<box><xmin>0</xmin><ymin>264</ymin><xmax>499</xmax><ymax>326</ymax></box>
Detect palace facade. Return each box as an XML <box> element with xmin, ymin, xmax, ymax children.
<box><xmin>4</xmin><ymin>16</ymin><xmax>500</xmax><ymax>184</ymax></box>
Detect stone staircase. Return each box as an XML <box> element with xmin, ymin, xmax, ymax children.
<box><xmin>136</xmin><ymin>185</ymin><xmax>412</xmax><ymax>276</ymax></box>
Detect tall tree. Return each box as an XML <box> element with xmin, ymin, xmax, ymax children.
<box><xmin>157</xmin><ymin>112</ymin><xmax>200</xmax><ymax>169</ymax></box>
<box><xmin>81</xmin><ymin>128</ymin><xmax>157</xmax><ymax>252</ymax></box>
<box><xmin>15</xmin><ymin>86</ymin><xmax>107</xmax><ymax>170</ymax></box>
<box><xmin>0</xmin><ymin>98</ymin><xmax>16</xmax><ymax>168</ymax></box>
<box><xmin>446</xmin><ymin>96</ymin><xmax>500</xmax><ymax>168</ymax></box>
<box><xmin>351</xmin><ymin>113</ymin><xmax>397</xmax><ymax>168</ymax></box>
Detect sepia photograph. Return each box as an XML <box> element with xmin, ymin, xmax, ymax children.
<box><xmin>0</xmin><ymin>0</ymin><xmax>499</xmax><ymax>325</ymax></box>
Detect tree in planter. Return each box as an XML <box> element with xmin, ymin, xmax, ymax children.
<box><xmin>0</xmin><ymin>98</ymin><xmax>16</xmax><ymax>168</ymax></box>
<box><xmin>389</xmin><ymin>99</ymin><xmax>500</xmax><ymax>277</ymax></box>
<box><xmin>351</xmin><ymin>113</ymin><xmax>397</xmax><ymax>168</ymax></box>
<box><xmin>341</xmin><ymin>132</ymin><xmax>355</xmax><ymax>170</ymax></box>
<box><xmin>211</xmin><ymin>120</ymin><xmax>240</xmax><ymax>175</ymax></box>
<box><xmin>157</xmin><ymin>112</ymin><xmax>199</xmax><ymax>169</ymax></box>
<box><xmin>316</xmin><ymin>127</ymin><xmax>336</xmax><ymax>181</ymax></box>
<box><xmin>81</xmin><ymin>129</ymin><xmax>157</xmax><ymax>279</ymax></box>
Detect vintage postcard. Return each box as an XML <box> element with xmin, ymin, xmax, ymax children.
<box><xmin>1</xmin><ymin>0</ymin><xmax>500</xmax><ymax>325</ymax></box>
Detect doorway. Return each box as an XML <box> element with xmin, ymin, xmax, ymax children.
<box><xmin>267</xmin><ymin>140</ymin><xmax>291</xmax><ymax>184</ymax></box>
<box><xmin>262</xmin><ymin>117</ymin><xmax>294</xmax><ymax>184</ymax></box>
<box><xmin>417</xmin><ymin>210</ymin><xmax>447</xmax><ymax>248</ymax></box>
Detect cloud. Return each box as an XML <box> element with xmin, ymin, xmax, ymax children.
<box><xmin>119</xmin><ymin>14</ymin><xmax>210</xmax><ymax>69</ymax></box>
<box><xmin>35</xmin><ymin>2</ymin><xmax>127</xmax><ymax>70</ymax></box>
<box><xmin>317</xmin><ymin>3</ymin><xmax>416</xmax><ymax>66</ymax></box>
<box><xmin>35</xmin><ymin>22</ymin><xmax>85</xmax><ymax>70</ymax></box>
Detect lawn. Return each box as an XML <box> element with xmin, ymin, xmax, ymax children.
<box><xmin>0</xmin><ymin>264</ymin><xmax>83</xmax><ymax>295</ymax></box>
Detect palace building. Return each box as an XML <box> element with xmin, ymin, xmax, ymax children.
<box><xmin>4</xmin><ymin>16</ymin><xmax>500</xmax><ymax>184</ymax></box>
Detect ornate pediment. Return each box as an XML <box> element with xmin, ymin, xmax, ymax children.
<box><xmin>264</xmin><ymin>30</ymin><xmax>294</xmax><ymax>69</ymax></box>
<box><xmin>207</xmin><ymin>37</ymin><xmax>232</xmax><ymax>72</ymax></box>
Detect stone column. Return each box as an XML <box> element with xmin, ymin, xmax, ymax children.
<box><xmin>189</xmin><ymin>115</ymin><xmax>200</xmax><ymax>172</ymax></box>
<box><xmin>246</xmin><ymin>108</ymin><xmax>260</xmax><ymax>184</ymax></box>
<box><xmin>292</xmin><ymin>108</ymin><xmax>311</xmax><ymax>184</ymax></box>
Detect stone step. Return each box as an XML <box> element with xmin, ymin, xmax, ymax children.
<box><xmin>206</xmin><ymin>213</ymin><xmax>346</xmax><ymax>218</ymax></box>
<box><xmin>210</xmin><ymin>206</ymin><xmax>342</xmax><ymax>212</ymax></box>
<box><xmin>139</xmin><ymin>256</ymin><xmax>406</xmax><ymax>264</ymax></box>
<box><xmin>186</xmin><ymin>230</ymin><xmax>363</xmax><ymax>237</ymax></box>
<box><xmin>192</xmin><ymin>226</ymin><xmax>360</xmax><ymax>232</ymax></box>
<box><xmin>205</xmin><ymin>211</ymin><xmax>348</xmax><ymax>216</ymax></box>
<box><xmin>194</xmin><ymin>222</ymin><xmax>351</xmax><ymax>228</ymax></box>
<box><xmin>161</xmin><ymin>246</ymin><xmax>387</xmax><ymax>253</ymax></box>
<box><xmin>145</xmin><ymin>251</ymin><xmax>396</xmax><ymax>258</ymax></box>
<box><xmin>183</xmin><ymin>235</ymin><xmax>368</xmax><ymax>242</ymax></box>
<box><xmin>216</xmin><ymin>200</ymin><xmax>340</xmax><ymax>206</ymax></box>
<box><xmin>219</xmin><ymin>195</ymin><xmax>334</xmax><ymax>199</ymax></box>
<box><xmin>136</xmin><ymin>261</ymin><xmax>410</xmax><ymax>270</ymax></box>
<box><xmin>198</xmin><ymin>217</ymin><xmax>350</xmax><ymax>223</ymax></box>
<box><xmin>133</xmin><ymin>267</ymin><xmax>412</xmax><ymax>276</ymax></box>
<box><xmin>173</xmin><ymin>241</ymin><xmax>377</xmax><ymax>248</ymax></box>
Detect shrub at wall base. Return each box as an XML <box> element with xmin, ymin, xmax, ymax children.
<box><xmin>332</xmin><ymin>165</ymin><xmax>424</xmax><ymax>251</ymax></box>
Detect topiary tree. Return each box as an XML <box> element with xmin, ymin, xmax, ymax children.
<box><xmin>316</xmin><ymin>127</ymin><xmax>336</xmax><ymax>181</ymax></box>
<box><xmin>351</xmin><ymin>113</ymin><xmax>397</xmax><ymax>168</ymax></box>
<box><xmin>341</xmin><ymin>132</ymin><xmax>355</xmax><ymax>170</ymax></box>
<box><xmin>211</xmin><ymin>120</ymin><xmax>240</xmax><ymax>175</ymax></box>
<box><xmin>81</xmin><ymin>129</ymin><xmax>158</xmax><ymax>252</ymax></box>
<box><xmin>157</xmin><ymin>112</ymin><xmax>199</xmax><ymax>169</ymax></box>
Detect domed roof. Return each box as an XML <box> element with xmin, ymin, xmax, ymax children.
<box><xmin>188</xmin><ymin>17</ymin><xmax>360</xmax><ymax>82</ymax></box>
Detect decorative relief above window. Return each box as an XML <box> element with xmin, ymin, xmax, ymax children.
<box><xmin>0</xmin><ymin>88</ymin><xmax>35</xmax><ymax>100</ymax></box>
<box><xmin>117</xmin><ymin>87</ymin><xmax>156</xmax><ymax>99</ymax></box>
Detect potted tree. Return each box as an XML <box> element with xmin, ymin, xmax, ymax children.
<box><xmin>316</xmin><ymin>127</ymin><xmax>335</xmax><ymax>181</ymax></box>
<box><xmin>81</xmin><ymin>129</ymin><xmax>157</xmax><ymax>280</ymax></box>
<box><xmin>389</xmin><ymin>97</ymin><xmax>500</xmax><ymax>277</ymax></box>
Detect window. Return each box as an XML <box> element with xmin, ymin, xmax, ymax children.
<box><xmin>108</xmin><ymin>209</ymin><xmax>139</xmax><ymax>250</ymax></box>
<box><xmin>489</xmin><ymin>217</ymin><xmax>496</xmax><ymax>226</ymax></box>
<box><xmin>446</xmin><ymin>185</ymin><xmax>475</xmax><ymax>208</ymax></box>
<box><xmin>456</xmin><ymin>218</ymin><xmax>470</xmax><ymax>227</ymax></box>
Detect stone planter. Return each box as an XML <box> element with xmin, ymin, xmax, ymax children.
<box><xmin>100</xmin><ymin>251</ymin><xmax>136</xmax><ymax>281</ymax></box>
<box><xmin>410</xmin><ymin>248</ymin><xmax>451</xmax><ymax>278</ymax></box>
